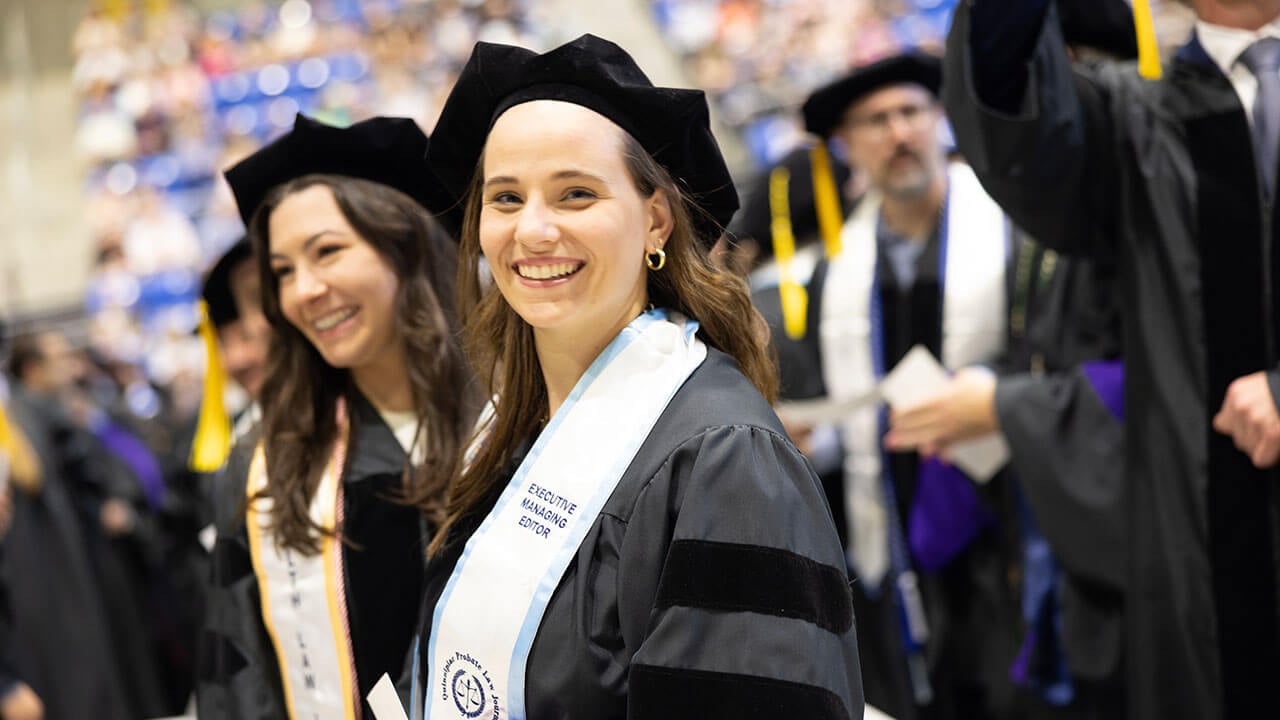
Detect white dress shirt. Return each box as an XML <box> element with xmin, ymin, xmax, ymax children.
<box><xmin>1196</xmin><ymin>17</ymin><xmax>1280</xmax><ymax>122</ymax></box>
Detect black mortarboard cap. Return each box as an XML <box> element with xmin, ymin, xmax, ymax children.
<box><xmin>201</xmin><ymin>238</ymin><xmax>253</xmax><ymax>328</ymax></box>
<box><xmin>224</xmin><ymin>113</ymin><xmax>459</xmax><ymax>233</ymax></box>
<box><xmin>1058</xmin><ymin>0</ymin><xmax>1139</xmax><ymax>60</ymax></box>
<box><xmin>728</xmin><ymin>146</ymin><xmax>851</xmax><ymax>265</ymax></box>
<box><xmin>802</xmin><ymin>52</ymin><xmax>943</xmax><ymax>139</ymax></box>
<box><xmin>425</xmin><ymin>34</ymin><xmax>739</xmax><ymax>245</ymax></box>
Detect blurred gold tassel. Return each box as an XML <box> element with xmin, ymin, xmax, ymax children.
<box><xmin>1133</xmin><ymin>0</ymin><xmax>1162</xmax><ymax>80</ymax></box>
<box><xmin>810</xmin><ymin>143</ymin><xmax>844</xmax><ymax>259</ymax></box>
<box><xmin>770</xmin><ymin>165</ymin><xmax>809</xmax><ymax>341</ymax></box>
<box><xmin>190</xmin><ymin>300</ymin><xmax>232</xmax><ymax>472</ymax></box>
<box><xmin>0</xmin><ymin>400</ymin><xmax>42</xmax><ymax>494</ymax></box>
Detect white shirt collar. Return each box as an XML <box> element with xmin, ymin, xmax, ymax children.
<box><xmin>1196</xmin><ymin>17</ymin><xmax>1280</xmax><ymax>77</ymax></box>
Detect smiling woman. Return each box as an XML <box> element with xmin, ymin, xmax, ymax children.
<box><xmin>477</xmin><ymin>100</ymin><xmax>661</xmax><ymax>373</ymax></box>
<box><xmin>266</xmin><ymin>183</ymin><xmax>404</xmax><ymax>382</ymax></box>
<box><xmin>195</xmin><ymin>115</ymin><xmax>479</xmax><ymax>720</ymax></box>
<box><xmin>408</xmin><ymin>34</ymin><xmax>864</xmax><ymax>720</ymax></box>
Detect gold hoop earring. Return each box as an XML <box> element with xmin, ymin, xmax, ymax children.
<box><xmin>645</xmin><ymin>248</ymin><xmax>667</xmax><ymax>271</ymax></box>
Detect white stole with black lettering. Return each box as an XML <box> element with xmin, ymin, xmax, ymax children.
<box><xmin>424</xmin><ymin>309</ymin><xmax>705</xmax><ymax>720</ymax></box>
<box><xmin>819</xmin><ymin>162</ymin><xmax>1007</xmax><ymax>585</ymax></box>
<box><xmin>246</xmin><ymin>409</ymin><xmax>360</xmax><ymax>720</ymax></box>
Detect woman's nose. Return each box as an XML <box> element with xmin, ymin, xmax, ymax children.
<box><xmin>513</xmin><ymin>197</ymin><xmax>559</xmax><ymax>248</ymax></box>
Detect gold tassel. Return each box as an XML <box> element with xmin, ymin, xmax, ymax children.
<box><xmin>190</xmin><ymin>300</ymin><xmax>232</xmax><ymax>472</ymax></box>
<box><xmin>810</xmin><ymin>143</ymin><xmax>844</xmax><ymax>260</ymax></box>
<box><xmin>770</xmin><ymin>165</ymin><xmax>809</xmax><ymax>341</ymax></box>
<box><xmin>1133</xmin><ymin>0</ymin><xmax>1162</xmax><ymax>80</ymax></box>
<box><xmin>0</xmin><ymin>399</ymin><xmax>42</xmax><ymax>494</ymax></box>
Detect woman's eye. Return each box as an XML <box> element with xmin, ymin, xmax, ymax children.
<box><xmin>563</xmin><ymin>188</ymin><xmax>597</xmax><ymax>201</ymax></box>
<box><xmin>316</xmin><ymin>244</ymin><xmax>343</xmax><ymax>259</ymax></box>
<box><xmin>489</xmin><ymin>191</ymin><xmax>521</xmax><ymax>205</ymax></box>
<box><xmin>271</xmin><ymin>265</ymin><xmax>293</xmax><ymax>279</ymax></box>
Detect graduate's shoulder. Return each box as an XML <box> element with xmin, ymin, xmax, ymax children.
<box><xmin>612</xmin><ymin>347</ymin><xmax>809</xmax><ymax>502</ymax></box>
<box><xmin>211</xmin><ymin>424</ymin><xmax>262</xmax><ymax>534</ymax></box>
<box><xmin>1076</xmin><ymin>57</ymin><xmax>1182</xmax><ymax>118</ymax></box>
<box><xmin>663</xmin><ymin>347</ymin><xmax>786</xmax><ymax>439</ymax></box>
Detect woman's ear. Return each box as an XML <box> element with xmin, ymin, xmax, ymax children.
<box><xmin>646</xmin><ymin>187</ymin><xmax>674</xmax><ymax>251</ymax></box>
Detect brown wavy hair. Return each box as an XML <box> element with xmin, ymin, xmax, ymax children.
<box><xmin>429</xmin><ymin>130</ymin><xmax>776</xmax><ymax>556</ymax></box>
<box><xmin>249</xmin><ymin>174</ymin><xmax>478</xmax><ymax>555</ymax></box>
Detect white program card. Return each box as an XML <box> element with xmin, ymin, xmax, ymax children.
<box><xmin>367</xmin><ymin>672</ymin><xmax>409</xmax><ymax>720</ymax></box>
<box><xmin>880</xmin><ymin>345</ymin><xmax>1009</xmax><ymax>483</ymax></box>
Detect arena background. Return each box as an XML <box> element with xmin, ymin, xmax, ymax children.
<box><xmin>0</xmin><ymin>0</ymin><xmax>1193</xmax><ymax>394</ymax></box>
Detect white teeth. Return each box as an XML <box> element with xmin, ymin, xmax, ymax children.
<box><xmin>517</xmin><ymin>262</ymin><xmax>580</xmax><ymax>280</ymax></box>
<box><xmin>313</xmin><ymin>308</ymin><xmax>356</xmax><ymax>331</ymax></box>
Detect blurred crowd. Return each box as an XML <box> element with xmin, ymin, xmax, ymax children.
<box><xmin>74</xmin><ymin>0</ymin><xmax>539</xmax><ymax>418</ymax></box>
<box><xmin>650</xmin><ymin>0</ymin><xmax>1193</xmax><ymax>164</ymax></box>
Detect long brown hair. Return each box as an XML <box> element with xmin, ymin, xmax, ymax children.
<box><xmin>250</xmin><ymin>174</ymin><xmax>477</xmax><ymax>555</ymax></box>
<box><xmin>430</xmin><ymin>128</ymin><xmax>775</xmax><ymax>555</ymax></box>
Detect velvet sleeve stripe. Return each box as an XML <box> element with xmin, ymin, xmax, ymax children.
<box><xmin>655</xmin><ymin>539</ymin><xmax>853</xmax><ymax>634</ymax></box>
<box><xmin>630</xmin><ymin>664</ymin><xmax>851</xmax><ymax>720</ymax></box>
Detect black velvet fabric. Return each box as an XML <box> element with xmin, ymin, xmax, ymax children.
<box><xmin>424</xmin><ymin>34</ymin><xmax>739</xmax><ymax>244</ymax></box>
<box><xmin>655</xmin><ymin>539</ymin><xmax>853</xmax><ymax>634</ymax></box>
<box><xmin>1057</xmin><ymin>0</ymin><xmax>1137</xmax><ymax>59</ymax></box>
<box><xmin>802</xmin><ymin>53</ymin><xmax>942</xmax><ymax>138</ymax></box>
<box><xmin>1187</xmin><ymin>110</ymin><xmax>1280</xmax><ymax>719</ymax></box>
<box><xmin>201</xmin><ymin>237</ymin><xmax>252</xmax><ymax>328</ymax></box>
<box><xmin>224</xmin><ymin>113</ymin><xmax>452</xmax><ymax>226</ymax></box>
<box><xmin>629</xmin><ymin>664</ymin><xmax>851</xmax><ymax>720</ymax></box>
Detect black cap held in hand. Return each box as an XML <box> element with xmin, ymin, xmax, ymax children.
<box><xmin>802</xmin><ymin>52</ymin><xmax>943</xmax><ymax>139</ymax></box>
<box><xmin>224</xmin><ymin>113</ymin><xmax>456</xmax><ymax>230</ymax></box>
<box><xmin>425</xmin><ymin>33</ymin><xmax>739</xmax><ymax>245</ymax></box>
<box><xmin>1058</xmin><ymin>0</ymin><xmax>1139</xmax><ymax>60</ymax></box>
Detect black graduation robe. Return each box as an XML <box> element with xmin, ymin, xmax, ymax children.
<box><xmin>0</xmin><ymin>389</ymin><xmax>133</xmax><ymax>720</ymax></box>
<box><xmin>755</xmin><ymin>217</ymin><xmax>1020</xmax><ymax>720</ymax></box>
<box><xmin>68</xmin><ymin>411</ymin><xmax>171</xmax><ymax>718</ymax></box>
<box><xmin>993</xmin><ymin>233</ymin><xmax>1126</xmax><ymax>717</ymax></box>
<box><xmin>751</xmin><ymin>257</ymin><xmax>848</xmax><ymax>542</ymax></box>
<box><xmin>411</xmin><ymin>349</ymin><xmax>864</xmax><ymax>719</ymax></box>
<box><xmin>944</xmin><ymin>4</ymin><xmax>1280</xmax><ymax>718</ymax></box>
<box><xmin>196</xmin><ymin>392</ymin><xmax>428</xmax><ymax>719</ymax></box>
<box><xmin>874</xmin><ymin>225</ymin><xmax>1022</xmax><ymax>720</ymax></box>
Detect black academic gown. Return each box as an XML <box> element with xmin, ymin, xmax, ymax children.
<box><xmin>945</xmin><ymin>5</ymin><xmax>1280</xmax><ymax>718</ymax></box>
<box><xmin>196</xmin><ymin>392</ymin><xmax>428</xmax><ymax>720</ymax></box>
<box><xmin>755</xmin><ymin>223</ymin><xmax>1020</xmax><ymax>719</ymax></box>
<box><xmin>70</xmin><ymin>415</ymin><xmax>171</xmax><ymax>718</ymax></box>
<box><xmin>993</xmin><ymin>233</ymin><xmax>1126</xmax><ymax>718</ymax></box>
<box><xmin>412</xmin><ymin>349</ymin><xmax>864</xmax><ymax>719</ymax></box>
<box><xmin>752</xmin><ymin>258</ymin><xmax>848</xmax><ymax>540</ymax></box>
<box><xmin>874</xmin><ymin>228</ymin><xmax>1022</xmax><ymax>720</ymax></box>
<box><xmin>0</xmin><ymin>389</ymin><xmax>132</xmax><ymax>720</ymax></box>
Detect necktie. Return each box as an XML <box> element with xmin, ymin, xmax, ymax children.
<box><xmin>1239</xmin><ymin>38</ymin><xmax>1280</xmax><ymax>196</ymax></box>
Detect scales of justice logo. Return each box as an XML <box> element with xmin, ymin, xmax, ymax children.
<box><xmin>443</xmin><ymin>651</ymin><xmax>499</xmax><ymax>719</ymax></box>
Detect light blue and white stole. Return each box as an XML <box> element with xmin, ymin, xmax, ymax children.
<box><xmin>819</xmin><ymin>162</ymin><xmax>1008</xmax><ymax>587</ymax></box>
<box><xmin>423</xmin><ymin>308</ymin><xmax>706</xmax><ymax>720</ymax></box>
